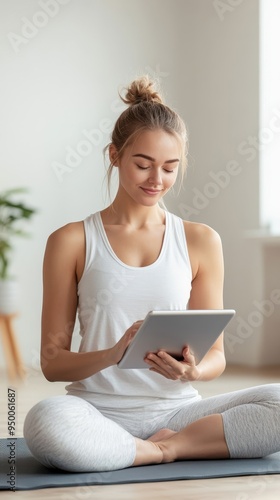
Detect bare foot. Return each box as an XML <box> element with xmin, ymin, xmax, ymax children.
<box><xmin>148</xmin><ymin>428</ymin><xmax>177</xmax><ymax>442</ymax></box>
<box><xmin>133</xmin><ymin>432</ymin><xmax>177</xmax><ymax>466</ymax></box>
<box><xmin>133</xmin><ymin>438</ymin><xmax>164</xmax><ymax>466</ymax></box>
<box><xmin>134</xmin><ymin>414</ymin><xmax>229</xmax><ymax>466</ymax></box>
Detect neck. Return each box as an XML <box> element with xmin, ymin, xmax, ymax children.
<box><xmin>102</xmin><ymin>194</ymin><xmax>165</xmax><ymax>228</ymax></box>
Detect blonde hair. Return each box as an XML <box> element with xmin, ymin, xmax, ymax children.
<box><xmin>104</xmin><ymin>76</ymin><xmax>188</xmax><ymax>194</ymax></box>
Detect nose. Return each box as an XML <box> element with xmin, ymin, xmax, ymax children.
<box><xmin>148</xmin><ymin>168</ymin><xmax>162</xmax><ymax>186</ymax></box>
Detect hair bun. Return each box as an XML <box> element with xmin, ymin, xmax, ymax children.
<box><xmin>122</xmin><ymin>76</ymin><xmax>163</xmax><ymax>106</ymax></box>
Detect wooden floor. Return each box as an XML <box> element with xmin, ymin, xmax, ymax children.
<box><xmin>1</xmin><ymin>365</ymin><xmax>280</xmax><ymax>499</ymax></box>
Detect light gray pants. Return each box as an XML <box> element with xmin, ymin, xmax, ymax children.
<box><xmin>23</xmin><ymin>384</ymin><xmax>280</xmax><ymax>472</ymax></box>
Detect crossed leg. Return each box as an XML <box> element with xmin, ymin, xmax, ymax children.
<box><xmin>23</xmin><ymin>384</ymin><xmax>280</xmax><ymax>471</ymax></box>
<box><xmin>133</xmin><ymin>413</ymin><xmax>229</xmax><ymax>466</ymax></box>
<box><xmin>133</xmin><ymin>384</ymin><xmax>280</xmax><ymax>466</ymax></box>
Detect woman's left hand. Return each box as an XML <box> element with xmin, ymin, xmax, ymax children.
<box><xmin>144</xmin><ymin>346</ymin><xmax>201</xmax><ymax>381</ymax></box>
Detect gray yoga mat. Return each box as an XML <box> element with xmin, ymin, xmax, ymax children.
<box><xmin>0</xmin><ymin>438</ymin><xmax>280</xmax><ymax>491</ymax></box>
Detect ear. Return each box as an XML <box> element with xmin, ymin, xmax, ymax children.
<box><xmin>109</xmin><ymin>143</ymin><xmax>120</xmax><ymax>167</ymax></box>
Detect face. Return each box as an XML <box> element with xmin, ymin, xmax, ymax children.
<box><xmin>110</xmin><ymin>129</ymin><xmax>181</xmax><ymax>206</ymax></box>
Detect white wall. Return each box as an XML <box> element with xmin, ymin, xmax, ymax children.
<box><xmin>166</xmin><ymin>0</ymin><xmax>265</xmax><ymax>366</ymax></box>
<box><xmin>1</xmin><ymin>0</ymin><xmax>269</xmax><ymax>370</ymax></box>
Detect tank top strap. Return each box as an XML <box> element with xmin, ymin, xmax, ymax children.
<box><xmin>164</xmin><ymin>211</ymin><xmax>192</xmax><ymax>275</ymax></box>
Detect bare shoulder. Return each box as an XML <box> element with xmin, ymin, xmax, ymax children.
<box><xmin>44</xmin><ymin>221</ymin><xmax>85</xmax><ymax>280</ymax></box>
<box><xmin>183</xmin><ymin>221</ymin><xmax>223</xmax><ymax>278</ymax></box>
<box><xmin>47</xmin><ymin>221</ymin><xmax>85</xmax><ymax>247</ymax></box>
<box><xmin>183</xmin><ymin>220</ymin><xmax>222</xmax><ymax>249</ymax></box>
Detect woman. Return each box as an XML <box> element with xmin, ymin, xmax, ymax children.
<box><xmin>24</xmin><ymin>76</ymin><xmax>280</xmax><ymax>472</ymax></box>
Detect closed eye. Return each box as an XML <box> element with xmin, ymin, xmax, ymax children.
<box><xmin>137</xmin><ymin>165</ymin><xmax>174</xmax><ymax>173</ymax></box>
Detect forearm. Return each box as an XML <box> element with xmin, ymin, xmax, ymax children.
<box><xmin>196</xmin><ymin>348</ymin><xmax>226</xmax><ymax>381</ymax></box>
<box><xmin>41</xmin><ymin>348</ymin><xmax>114</xmax><ymax>382</ymax></box>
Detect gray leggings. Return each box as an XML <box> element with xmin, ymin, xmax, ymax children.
<box><xmin>23</xmin><ymin>384</ymin><xmax>280</xmax><ymax>472</ymax></box>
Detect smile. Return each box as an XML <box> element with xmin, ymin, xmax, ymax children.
<box><xmin>140</xmin><ymin>188</ymin><xmax>164</xmax><ymax>195</ymax></box>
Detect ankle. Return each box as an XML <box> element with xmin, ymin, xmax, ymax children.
<box><xmin>156</xmin><ymin>440</ymin><xmax>177</xmax><ymax>463</ymax></box>
<box><xmin>133</xmin><ymin>438</ymin><xmax>164</xmax><ymax>466</ymax></box>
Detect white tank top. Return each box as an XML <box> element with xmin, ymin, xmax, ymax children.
<box><xmin>66</xmin><ymin>211</ymin><xmax>200</xmax><ymax>409</ymax></box>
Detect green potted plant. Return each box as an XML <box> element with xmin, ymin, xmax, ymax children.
<box><xmin>0</xmin><ymin>188</ymin><xmax>36</xmax><ymax>315</ymax></box>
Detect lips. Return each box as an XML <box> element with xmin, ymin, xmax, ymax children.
<box><xmin>140</xmin><ymin>187</ymin><xmax>163</xmax><ymax>195</ymax></box>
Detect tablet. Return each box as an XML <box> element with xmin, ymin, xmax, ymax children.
<box><xmin>117</xmin><ymin>309</ymin><xmax>235</xmax><ymax>369</ymax></box>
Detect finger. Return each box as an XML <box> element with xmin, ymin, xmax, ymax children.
<box><xmin>145</xmin><ymin>354</ymin><xmax>169</xmax><ymax>372</ymax></box>
<box><xmin>131</xmin><ymin>320</ymin><xmax>143</xmax><ymax>332</ymax></box>
<box><xmin>146</xmin><ymin>357</ymin><xmax>177</xmax><ymax>379</ymax></box>
<box><xmin>146</xmin><ymin>354</ymin><xmax>186</xmax><ymax>379</ymax></box>
<box><xmin>146</xmin><ymin>352</ymin><xmax>184</xmax><ymax>378</ymax></box>
<box><xmin>157</xmin><ymin>351</ymin><xmax>185</xmax><ymax>370</ymax></box>
<box><xmin>130</xmin><ymin>320</ymin><xmax>142</xmax><ymax>331</ymax></box>
<box><xmin>182</xmin><ymin>345</ymin><xmax>190</xmax><ymax>357</ymax></box>
<box><xmin>182</xmin><ymin>346</ymin><xmax>195</xmax><ymax>363</ymax></box>
<box><xmin>145</xmin><ymin>351</ymin><xmax>175</xmax><ymax>369</ymax></box>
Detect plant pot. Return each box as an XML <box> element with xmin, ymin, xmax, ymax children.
<box><xmin>0</xmin><ymin>279</ymin><xmax>20</xmax><ymax>315</ymax></box>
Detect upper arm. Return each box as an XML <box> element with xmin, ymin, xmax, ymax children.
<box><xmin>186</xmin><ymin>222</ymin><xmax>224</xmax><ymax>310</ymax></box>
<box><xmin>184</xmin><ymin>222</ymin><xmax>225</xmax><ymax>353</ymax></box>
<box><xmin>41</xmin><ymin>222</ymin><xmax>85</xmax><ymax>374</ymax></box>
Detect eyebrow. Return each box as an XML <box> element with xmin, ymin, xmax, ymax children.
<box><xmin>132</xmin><ymin>154</ymin><xmax>179</xmax><ymax>164</ymax></box>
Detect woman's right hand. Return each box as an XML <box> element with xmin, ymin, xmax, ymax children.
<box><xmin>109</xmin><ymin>321</ymin><xmax>143</xmax><ymax>365</ymax></box>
